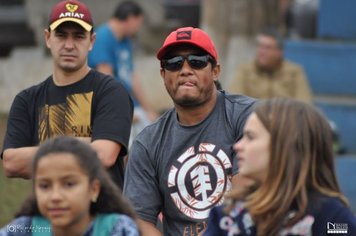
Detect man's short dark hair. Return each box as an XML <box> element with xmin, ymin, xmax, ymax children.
<box><xmin>113</xmin><ymin>1</ymin><xmax>143</xmax><ymax>20</ymax></box>
<box><xmin>258</xmin><ymin>28</ymin><xmax>284</xmax><ymax>49</ymax></box>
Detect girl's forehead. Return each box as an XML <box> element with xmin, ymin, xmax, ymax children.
<box><xmin>36</xmin><ymin>153</ymin><xmax>83</xmax><ymax>174</ymax></box>
<box><xmin>37</xmin><ymin>152</ymin><xmax>76</xmax><ymax>162</ymax></box>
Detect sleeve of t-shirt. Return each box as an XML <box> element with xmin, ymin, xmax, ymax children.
<box><xmin>1</xmin><ymin>91</ymin><xmax>33</xmax><ymax>157</ymax></box>
<box><xmin>123</xmin><ymin>140</ymin><xmax>162</xmax><ymax>224</ymax></box>
<box><xmin>91</xmin><ymin>78</ymin><xmax>133</xmax><ymax>157</ymax></box>
<box><xmin>88</xmin><ymin>29</ymin><xmax>114</xmax><ymax>68</ymax></box>
<box><xmin>234</xmin><ymin>99</ymin><xmax>256</xmax><ymax>143</ymax></box>
<box><xmin>232</xmin><ymin>97</ymin><xmax>256</xmax><ymax>174</ymax></box>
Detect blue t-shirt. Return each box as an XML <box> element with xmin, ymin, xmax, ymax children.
<box><xmin>88</xmin><ymin>24</ymin><xmax>137</xmax><ymax>105</ymax></box>
<box><xmin>204</xmin><ymin>195</ymin><xmax>356</xmax><ymax>236</ymax></box>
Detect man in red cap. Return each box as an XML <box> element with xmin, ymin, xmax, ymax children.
<box><xmin>124</xmin><ymin>27</ymin><xmax>255</xmax><ymax>235</ymax></box>
<box><xmin>2</xmin><ymin>0</ymin><xmax>133</xmax><ymax>189</ymax></box>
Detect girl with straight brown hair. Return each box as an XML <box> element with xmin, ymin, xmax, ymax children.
<box><xmin>204</xmin><ymin>98</ymin><xmax>356</xmax><ymax>236</ymax></box>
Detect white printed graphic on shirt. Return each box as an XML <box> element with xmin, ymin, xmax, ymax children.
<box><xmin>168</xmin><ymin>143</ymin><xmax>232</xmax><ymax>219</ymax></box>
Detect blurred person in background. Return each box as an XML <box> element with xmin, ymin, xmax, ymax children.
<box><xmin>229</xmin><ymin>29</ymin><xmax>313</xmax><ymax>103</ymax></box>
<box><xmin>88</xmin><ymin>1</ymin><xmax>158</xmax><ymax>145</ymax></box>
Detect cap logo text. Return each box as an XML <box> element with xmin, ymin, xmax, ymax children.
<box><xmin>177</xmin><ymin>31</ymin><xmax>192</xmax><ymax>40</ymax></box>
<box><xmin>59</xmin><ymin>12</ymin><xmax>84</xmax><ymax>19</ymax></box>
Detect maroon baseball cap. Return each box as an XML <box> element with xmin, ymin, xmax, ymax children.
<box><xmin>157</xmin><ymin>27</ymin><xmax>218</xmax><ymax>61</ymax></box>
<box><xmin>49</xmin><ymin>0</ymin><xmax>93</xmax><ymax>31</ymax></box>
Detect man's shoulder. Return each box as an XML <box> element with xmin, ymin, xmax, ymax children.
<box><xmin>136</xmin><ymin>108</ymin><xmax>175</xmax><ymax>139</ymax></box>
<box><xmin>94</xmin><ymin>23</ymin><xmax>111</xmax><ymax>35</ymax></box>
<box><xmin>234</xmin><ymin>62</ymin><xmax>257</xmax><ymax>79</ymax></box>
<box><xmin>282</xmin><ymin>60</ymin><xmax>304</xmax><ymax>72</ymax></box>
<box><xmin>145</xmin><ymin>108</ymin><xmax>174</xmax><ymax>129</ymax></box>
<box><xmin>222</xmin><ymin>91</ymin><xmax>256</xmax><ymax>107</ymax></box>
<box><xmin>89</xmin><ymin>70</ymin><xmax>122</xmax><ymax>87</ymax></box>
<box><xmin>238</xmin><ymin>61</ymin><xmax>255</xmax><ymax>71</ymax></box>
<box><xmin>220</xmin><ymin>92</ymin><xmax>256</xmax><ymax>130</ymax></box>
<box><xmin>87</xmin><ymin>71</ymin><xmax>132</xmax><ymax>103</ymax></box>
<box><xmin>17</xmin><ymin>76</ymin><xmax>51</xmax><ymax>97</ymax></box>
<box><xmin>90</xmin><ymin>69</ymin><xmax>113</xmax><ymax>81</ymax></box>
<box><xmin>93</xmin><ymin>24</ymin><xmax>116</xmax><ymax>46</ymax></box>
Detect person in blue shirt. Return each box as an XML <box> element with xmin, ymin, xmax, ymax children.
<box><xmin>88</xmin><ymin>1</ymin><xmax>158</xmax><ymax>145</ymax></box>
<box><xmin>0</xmin><ymin>136</ymin><xmax>139</xmax><ymax>236</ymax></box>
<box><xmin>204</xmin><ymin>98</ymin><xmax>356</xmax><ymax>236</ymax></box>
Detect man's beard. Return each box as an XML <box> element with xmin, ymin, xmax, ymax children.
<box><xmin>174</xmin><ymin>96</ymin><xmax>207</xmax><ymax>107</ymax></box>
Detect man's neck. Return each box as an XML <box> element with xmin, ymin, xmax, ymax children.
<box><xmin>108</xmin><ymin>19</ymin><xmax>125</xmax><ymax>40</ymax></box>
<box><xmin>52</xmin><ymin>66</ymin><xmax>90</xmax><ymax>86</ymax></box>
<box><xmin>256</xmin><ymin>59</ymin><xmax>283</xmax><ymax>74</ymax></box>
<box><xmin>175</xmin><ymin>90</ymin><xmax>218</xmax><ymax>126</ymax></box>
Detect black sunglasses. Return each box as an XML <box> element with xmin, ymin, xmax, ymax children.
<box><xmin>161</xmin><ymin>54</ymin><xmax>213</xmax><ymax>71</ymax></box>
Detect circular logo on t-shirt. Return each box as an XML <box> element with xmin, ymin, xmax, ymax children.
<box><xmin>168</xmin><ymin>143</ymin><xmax>232</xmax><ymax>219</ymax></box>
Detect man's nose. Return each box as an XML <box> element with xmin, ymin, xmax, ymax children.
<box><xmin>180</xmin><ymin>58</ymin><xmax>193</xmax><ymax>73</ymax></box>
<box><xmin>64</xmin><ymin>37</ymin><xmax>75</xmax><ymax>49</ymax></box>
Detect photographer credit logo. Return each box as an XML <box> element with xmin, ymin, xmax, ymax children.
<box><xmin>7</xmin><ymin>224</ymin><xmax>51</xmax><ymax>233</ymax></box>
<box><xmin>327</xmin><ymin>222</ymin><xmax>348</xmax><ymax>234</ymax></box>
<box><xmin>7</xmin><ymin>224</ymin><xmax>18</xmax><ymax>233</ymax></box>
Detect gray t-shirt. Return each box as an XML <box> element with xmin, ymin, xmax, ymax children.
<box><xmin>123</xmin><ymin>91</ymin><xmax>255</xmax><ymax>236</ymax></box>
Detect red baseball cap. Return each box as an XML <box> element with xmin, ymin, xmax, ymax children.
<box><xmin>157</xmin><ymin>27</ymin><xmax>218</xmax><ymax>61</ymax></box>
<box><xmin>49</xmin><ymin>0</ymin><xmax>93</xmax><ymax>31</ymax></box>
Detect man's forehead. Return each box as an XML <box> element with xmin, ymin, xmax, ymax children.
<box><xmin>257</xmin><ymin>35</ymin><xmax>279</xmax><ymax>46</ymax></box>
<box><xmin>165</xmin><ymin>45</ymin><xmax>206</xmax><ymax>56</ymax></box>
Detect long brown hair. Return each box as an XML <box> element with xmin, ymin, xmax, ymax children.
<box><xmin>226</xmin><ymin>98</ymin><xmax>348</xmax><ymax>236</ymax></box>
<box><xmin>15</xmin><ymin>136</ymin><xmax>136</xmax><ymax>219</ymax></box>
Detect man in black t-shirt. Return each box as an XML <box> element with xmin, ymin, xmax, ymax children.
<box><xmin>1</xmin><ymin>0</ymin><xmax>133</xmax><ymax>188</ymax></box>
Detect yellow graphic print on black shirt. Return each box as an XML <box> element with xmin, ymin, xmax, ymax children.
<box><xmin>38</xmin><ymin>92</ymin><xmax>93</xmax><ymax>143</ymax></box>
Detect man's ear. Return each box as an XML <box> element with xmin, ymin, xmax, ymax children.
<box><xmin>212</xmin><ymin>64</ymin><xmax>221</xmax><ymax>81</ymax></box>
<box><xmin>160</xmin><ymin>68</ymin><xmax>165</xmax><ymax>80</ymax></box>
<box><xmin>44</xmin><ymin>29</ymin><xmax>51</xmax><ymax>49</ymax></box>
<box><xmin>89</xmin><ymin>32</ymin><xmax>96</xmax><ymax>51</ymax></box>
